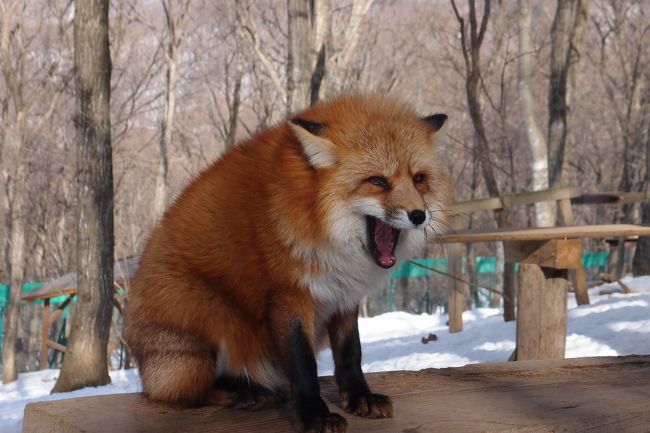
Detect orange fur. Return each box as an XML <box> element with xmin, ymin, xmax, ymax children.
<box><xmin>124</xmin><ymin>94</ymin><xmax>449</xmax><ymax>416</ymax></box>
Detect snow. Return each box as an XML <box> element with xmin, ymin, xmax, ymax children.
<box><xmin>0</xmin><ymin>369</ymin><xmax>139</xmax><ymax>433</ymax></box>
<box><xmin>2</xmin><ymin>276</ymin><xmax>650</xmax><ymax>433</ymax></box>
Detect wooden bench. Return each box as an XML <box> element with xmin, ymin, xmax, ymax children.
<box><xmin>439</xmin><ymin>224</ymin><xmax>650</xmax><ymax>360</ymax></box>
<box><xmin>445</xmin><ymin>186</ymin><xmax>650</xmax><ymax>334</ymax></box>
<box><xmin>22</xmin><ymin>256</ymin><xmax>136</xmax><ymax>369</ymax></box>
<box><xmin>446</xmin><ymin>187</ymin><xmax>588</xmax><ymax>334</ymax></box>
<box><xmin>23</xmin><ymin>355</ymin><xmax>650</xmax><ymax>433</ymax></box>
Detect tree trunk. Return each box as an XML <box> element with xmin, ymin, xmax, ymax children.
<box><xmin>2</xmin><ymin>113</ymin><xmax>27</xmax><ymax>384</ymax></box>
<box><xmin>633</xmin><ymin>202</ymin><xmax>650</xmax><ymax>275</ymax></box>
<box><xmin>322</xmin><ymin>0</ymin><xmax>372</xmax><ymax>98</ymax></box>
<box><xmin>0</xmin><ymin>1</ymin><xmax>29</xmax><ymax>384</ymax></box>
<box><xmin>451</xmin><ymin>0</ymin><xmax>516</xmax><ymax>320</ymax></box>
<box><xmin>517</xmin><ymin>0</ymin><xmax>554</xmax><ymax>228</ymax></box>
<box><xmin>633</xmin><ymin>123</ymin><xmax>650</xmax><ymax>276</ymax></box>
<box><xmin>153</xmin><ymin>0</ymin><xmax>181</xmax><ymax>220</ymax></box>
<box><xmin>547</xmin><ymin>0</ymin><xmax>588</xmax><ymax>187</ymax></box>
<box><xmin>286</xmin><ymin>0</ymin><xmax>312</xmax><ymax>113</ymax></box>
<box><xmin>52</xmin><ymin>0</ymin><xmax>114</xmax><ymax>393</ymax></box>
<box><xmin>225</xmin><ymin>26</ymin><xmax>244</xmax><ymax>149</ymax></box>
<box><xmin>2</xmin><ymin>179</ymin><xmax>27</xmax><ymax>384</ymax></box>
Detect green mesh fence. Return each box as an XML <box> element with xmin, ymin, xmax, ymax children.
<box><xmin>0</xmin><ymin>251</ymin><xmax>612</xmax><ymax>350</ymax></box>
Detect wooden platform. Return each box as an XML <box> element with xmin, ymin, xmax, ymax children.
<box><xmin>23</xmin><ymin>356</ymin><xmax>650</xmax><ymax>433</ymax></box>
<box><xmin>438</xmin><ymin>224</ymin><xmax>650</xmax><ymax>243</ymax></box>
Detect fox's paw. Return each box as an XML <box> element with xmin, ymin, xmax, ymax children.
<box><xmin>340</xmin><ymin>392</ymin><xmax>393</xmax><ymax>418</ymax></box>
<box><xmin>312</xmin><ymin>413</ymin><xmax>348</xmax><ymax>433</ymax></box>
<box><xmin>208</xmin><ymin>377</ymin><xmax>282</xmax><ymax>411</ymax></box>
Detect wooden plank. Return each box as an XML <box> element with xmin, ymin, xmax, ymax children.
<box><xmin>439</xmin><ymin>224</ymin><xmax>650</xmax><ymax>243</ymax></box>
<box><xmin>46</xmin><ymin>340</ymin><xmax>66</xmax><ymax>352</ymax></box>
<box><xmin>22</xmin><ymin>256</ymin><xmax>137</xmax><ymax>302</ymax></box>
<box><xmin>571</xmin><ymin>191</ymin><xmax>650</xmax><ymax>205</ymax></box>
<box><xmin>516</xmin><ymin>265</ymin><xmax>568</xmax><ymax>361</ymax></box>
<box><xmin>22</xmin><ymin>287</ymin><xmax>77</xmax><ymax>303</ymax></box>
<box><xmin>47</xmin><ymin>295</ymin><xmax>75</xmax><ymax>326</ymax></box>
<box><xmin>571</xmin><ymin>192</ymin><xmax>626</xmax><ymax>205</ymax></box>
<box><xmin>555</xmin><ymin>196</ymin><xmax>591</xmax><ymax>305</ymax></box>
<box><xmin>504</xmin><ymin>239</ymin><xmax>582</xmax><ymax>269</ymax></box>
<box><xmin>450</xmin><ymin>186</ymin><xmax>581</xmax><ymax>215</ymax></box>
<box><xmin>23</xmin><ymin>356</ymin><xmax>650</xmax><ymax>433</ymax></box>
<box><xmin>557</xmin><ymin>197</ymin><xmax>574</xmax><ymax>226</ymax></box>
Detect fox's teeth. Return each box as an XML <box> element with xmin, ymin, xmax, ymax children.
<box><xmin>370</xmin><ymin>217</ymin><xmax>400</xmax><ymax>268</ymax></box>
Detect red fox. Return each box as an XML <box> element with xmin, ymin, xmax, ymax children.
<box><xmin>125</xmin><ymin>94</ymin><xmax>448</xmax><ymax>433</ymax></box>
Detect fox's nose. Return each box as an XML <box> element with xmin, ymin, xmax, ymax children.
<box><xmin>408</xmin><ymin>209</ymin><xmax>426</xmax><ymax>226</ymax></box>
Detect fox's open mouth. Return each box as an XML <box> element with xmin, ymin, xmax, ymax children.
<box><xmin>366</xmin><ymin>216</ymin><xmax>401</xmax><ymax>268</ymax></box>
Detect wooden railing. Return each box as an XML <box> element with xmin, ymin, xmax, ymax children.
<box><xmin>439</xmin><ymin>186</ymin><xmax>650</xmax><ymax>361</ymax></box>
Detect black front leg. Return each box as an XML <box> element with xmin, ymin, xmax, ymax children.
<box><xmin>328</xmin><ymin>308</ymin><xmax>393</xmax><ymax>418</ymax></box>
<box><xmin>287</xmin><ymin>321</ymin><xmax>348</xmax><ymax>433</ymax></box>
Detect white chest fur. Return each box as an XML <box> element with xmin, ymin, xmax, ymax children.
<box><xmin>300</xmin><ymin>228</ymin><xmax>425</xmax><ymax>311</ymax></box>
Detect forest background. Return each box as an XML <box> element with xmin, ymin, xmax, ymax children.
<box><xmin>1</xmin><ymin>0</ymin><xmax>649</xmax><ymax>379</ymax></box>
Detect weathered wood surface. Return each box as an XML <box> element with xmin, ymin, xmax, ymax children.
<box><xmin>570</xmin><ymin>191</ymin><xmax>650</xmax><ymax>205</ymax></box>
<box><xmin>439</xmin><ymin>224</ymin><xmax>650</xmax><ymax>243</ymax></box>
<box><xmin>450</xmin><ymin>186</ymin><xmax>581</xmax><ymax>215</ymax></box>
<box><xmin>446</xmin><ymin>214</ymin><xmax>465</xmax><ymax>333</ymax></box>
<box><xmin>504</xmin><ymin>238</ymin><xmax>582</xmax><ymax>269</ymax></box>
<box><xmin>516</xmin><ymin>265</ymin><xmax>568</xmax><ymax>360</ymax></box>
<box><xmin>23</xmin><ymin>356</ymin><xmax>650</xmax><ymax>433</ymax></box>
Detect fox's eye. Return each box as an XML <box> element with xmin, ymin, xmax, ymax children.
<box><xmin>413</xmin><ymin>173</ymin><xmax>426</xmax><ymax>184</ymax></box>
<box><xmin>368</xmin><ymin>176</ymin><xmax>389</xmax><ymax>190</ymax></box>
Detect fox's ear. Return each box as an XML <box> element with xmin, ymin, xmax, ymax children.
<box><xmin>422</xmin><ymin>114</ymin><xmax>448</xmax><ymax>133</ymax></box>
<box><xmin>289</xmin><ymin>118</ymin><xmax>336</xmax><ymax>168</ymax></box>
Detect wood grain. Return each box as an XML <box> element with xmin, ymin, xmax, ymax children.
<box><xmin>450</xmin><ymin>186</ymin><xmax>582</xmax><ymax>215</ymax></box>
<box><xmin>504</xmin><ymin>239</ymin><xmax>582</xmax><ymax>269</ymax></box>
<box><xmin>516</xmin><ymin>264</ymin><xmax>568</xmax><ymax>360</ymax></box>
<box><xmin>439</xmin><ymin>224</ymin><xmax>650</xmax><ymax>243</ymax></box>
<box><xmin>23</xmin><ymin>356</ymin><xmax>650</xmax><ymax>433</ymax></box>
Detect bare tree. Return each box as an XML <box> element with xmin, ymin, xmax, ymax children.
<box><xmin>1</xmin><ymin>0</ymin><xmax>69</xmax><ymax>382</ymax></box>
<box><xmin>633</xmin><ymin>115</ymin><xmax>650</xmax><ymax>275</ymax></box>
<box><xmin>592</xmin><ymin>0</ymin><xmax>650</xmax><ymax>277</ymax></box>
<box><xmin>321</xmin><ymin>0</ymin><xmax>374</xmax><ymax>98</ymax></box>
<box><xmin>152</xmin><ymin>0</ymin><xmax>189</xmax><ymax>219</ymax></box>
<box><xmin>3</xmin><ymin>0</ymin><xmax>650</xmax><ymax>347</ymax></box>
<box><xmin>286</xmin><ymin>0</ymin><xmax>312</xmax><ymax>112</ymax></box>
<box><xmin>224</xmin><ymin>10</ymin><xmax>245</xmax><ymax>148</ymax></box>
<box><xmin>53</xmin><ymin>0</ymin><xmax>114</xmax><ymax>392</ymax></box>
<box><xmin>450</xmin><ymin>0</ymin><xmax>516</xmax><ymax>320</ymax></box>
<box><xmin>242</xmin><ymin>0</ymin><xmax>373</xmax><ymax>114</ymax></box>
<box><xmin>0</xmin><ymin>0</ymin><xmax>28</xmax><ymax>383</ymax></box>
<box><xmin>548</xmin><ymin>0</ymin><xmax>589</xmax><ymax>187</ymax></box>
<box><xmin>517</xmin><ymin>0</ymin><xmax>554</xmax><ymax>227</ymax></box>
<box><xmin>286</xmin><ymin>0</ymin><xmax>339</xmax><ymax>111</ymax></box>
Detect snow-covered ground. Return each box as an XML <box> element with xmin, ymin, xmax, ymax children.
<box><xmin>2</xmin><ymin>276</ymin><xmax>649</xmax><ymax>433</ymax></box>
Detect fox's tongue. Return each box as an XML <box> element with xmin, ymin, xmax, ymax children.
<box><xmin>374</xmin><ymin>219</ymin><xmax>397</xmax><ymax>267</ymax></box>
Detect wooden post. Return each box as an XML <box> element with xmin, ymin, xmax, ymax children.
<box><xmin>447</xmin><ymin>242</ymin><xmax>465</xmax><ymax>333</ymax></box>
<box><xmin>447</xmin><ymin>214</ymin><xmax>465</xmax><ymax>333</ymax></box>
<box><xmin>558</xmin><ymin>197</ymin><xmax>590</xmax><ymax>305</ymax></box>
<box><xmin>557</xmin><ymin>198</ymin><xmax>574</xmax><ymax>226</ymax></box>
<box><xmin>573</xmin><ymin>266</ymin><xmax>589</xmax><ymax>305</ymax></box>
<box><xmin>39</xmin><ymin>299</ymin><xmax>50</xmax><ymax>370</ymax></box>
<box><xmin>505</xmin><ymin>239</ymin><xmax>579</xmax><ymax>361</ymax></box>
<box><xmin>516</xmin><ymin>264</ymin><xmax>568</xmax><ymax>360</ymax></box>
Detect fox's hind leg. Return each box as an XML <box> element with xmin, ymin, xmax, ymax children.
<box><xmin>209</xmin><ymin>375</ymin><xmax>287</xmax><ymax>410</ymax></box>
<box><xmin>129</xmin><ymin>325</ymin><xmax>216</xmax><ymax>405</ymax></box>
